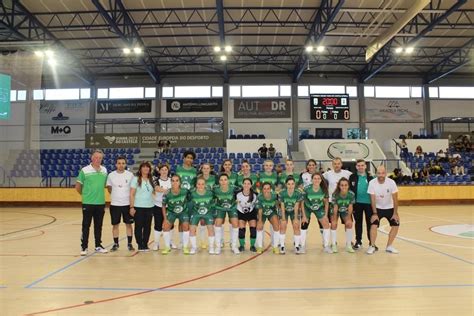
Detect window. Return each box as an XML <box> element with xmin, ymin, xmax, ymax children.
<box><xmin>162</xmin><ymin>86</ymin><xmax>173</xmax><ymax>98</ymax></box>
<box><xmin>145</xmin><ymin>87</ymin><xmax>156</xmax><ymax>98</ymax></box>
<box><xmin>17</xmin><ymin>90</ymin><xmax>27</xmax><ymax>101</ymax></box>
<box><xmin>10</xmin><ymin>90</ymin><xmax>16</xmax><ymax>102</ymax></box>
<box><xmin>364</xmin><ymin>85</ymin><xmax>375</xmax><ymax>97</ymax></box>
<box><xmin>280</xmin><ymin>85</ymin><xmax>291</xmax><ymax>97</ymax></box>
<box><xmin>109</xmin><ymin>87</ymin><xmax>144</xmax><ymax>99</ymax></box>
<box><xmin>175</xmin><ymin>86</ymin><xmax>211</xmax><ymax>98</ymax></box>
<box><xmin>411</xmin><ymin>86</ymin><xmax>422</xmax><ymax>98</ymax></box>
<box><xmin>298</xmin><ymin>85</ymin><xmax>309</xmax><ymax>97</ymax></box>
<box><xmin>80</xmin><ymin>88</ymin><xmax>90</xmax><ymax>99</ymax></box>
<box><xmin>97</xmin><ymin>88</ymin><xmax>108</xmax><ymax>99</ymax></box>
<box><xmin>242</xmin><ymin>85</ymin><xmax>279</xmax><ymax>97</ymax></box>
<box><xmin>33</xmin><ymin>89</ymin><xmax>44</xmax><ymax>100</ymax></box>
<box><xmin>375</xmin><ymin>86</ymin><xmax>409</xmax><ymax>98</ymax></box>
<box><xmin>439</xmin><ymin>86</ymin><xmax>474</xmax><ymax>99</ymax></box>
<box><xmin>229</xmin><ymin>85</ymin><xmax>241</xmax><ymax>97</ymax></box>
<box><xmin>45</xmin><ymin>88</ymin><xmax>80</xmax><ymax>100</ymax></box>
<box><xmin>212</xmin><ymin>86</ymin><xmax>223</xmax><ymax>97</ymax></box>
<box><xmin>345</xmin><ymin>86</ymin><xmax>358</xmax><ymax>97</ymax></box>
<box><xmin>429</xmin><ymin>87</ymin><xmax>439</xmax><ymax>98</ymax></box>
<box><xmin>310</xmin><ymin>85</ymin><xmax>345</xmax><ymax>94</ymax></box>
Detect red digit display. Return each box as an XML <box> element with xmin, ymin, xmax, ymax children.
<box><xmin>310</xmin><ymin>94</ymin><xmax>350</xmax><ymax>121</ymax></box>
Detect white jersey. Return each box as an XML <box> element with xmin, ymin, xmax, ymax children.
<box><xmin>323</xmin><ymin>169</ymin><xmax>352</xmax><ymax>202</ymax></box>
<box><xmin>106</xmin><ymin>170</ymin><xmax>134</xmax><ymax>206</ymax></box>
<box><xmin>153</xmin><ymin>177</ymin><xmax>171</xmax><ymax>207</ymax></box>
<box><xmin>367</xmin><ymin>177</ymin><xmax>398</xmax><ymax>209</ymax></box>
<box><xmin>236</xmin><ymin>191</ymin><xmax>258</xmax><ymax>214</ymax></box>
<box><xmin>300</xmin><ymin>172</ymin><xmax>313</xmax><ymax>188</ymax></box>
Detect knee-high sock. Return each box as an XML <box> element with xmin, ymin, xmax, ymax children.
<box><xmin>272</xmin><ymin>231</ymin><xmax>280</xmax><ymax>248</ymax></box>
<box><xmin>227</xmin><ymin>224</ymin><xmax>232</xmax><ymax>243</ymax></box>
<box><xmin>214</xmin><ymin>226</ymin><xmax>223</xmax><ymax>249</ymax></box>
<box><xmin>163</xmin><ymin>231</ymin><xmax>171</xmax><ymax>248</ymax></box>
<box><xmin>279</xmin><ymin>233</ymin><xmax>286</xmax><ymax>248</ymax></box>
<box><xmin>269</xmin><ymin>225</ymin><xmax>274</xmax><ymax>245</ymax></box>
<box><xmin>256</xmin><ymin>230</ymin><xmax>263</xmax><ymax>248</ymax></box>
<box><xmin>190</xmin><ymin>236</ymin><xmax>197</xmax><ymax>249</ymax></box>
<box><xmin>208</xmin><ymin>236</ymin><xmax>215</xmax><ymax>250</ymax></box>
<box><xmin>323</xmin><ymin>229</ymin><xmax>330</xmax><ymax>248</ymax></box>
<box><xmin>331</xmin><ymin>229</ymin><xmax>337</xmax><ymax>246</ymax></box>
<box><xmin>154</xmin><ymin>230</ymin><xmax>161</xmax><ymax>247</ymax></box>
<box><xmin>232</xmin><ymin>227</ymin><xmax>239</xmax><ymax>249</ymax></box>
<box><xmin>182</xmin><ymin>231</ymin><xmax>190</xmax><ymax>248</ymax></box>
<box><xmin>294</xmin><ymin>234</ymin><xmax>301</xmax><ymax>247</ymax></box>
<box><xmin>345</xmin><ymin>228</ymin><xmax>353</xmax><ymax>247</ymax></box>
<box><xmin>300</xmin><ymin>229</ymin><xmax>308</xmax><ymax>247</ymax></box>
<box><xmin>199</xmin><ymin>225</ymin><xmax>207</xmax><ymax>244</ymax></box>
<box><xmin>179</xmin><ymin>231</ymin><xmax>183</xmax><ymax>246</ymax></box>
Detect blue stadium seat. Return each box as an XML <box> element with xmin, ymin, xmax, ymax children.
<box><xmin>230</xmin><ymin>135</ymin><xmax>237</xmax><ymax>139</ymax></box>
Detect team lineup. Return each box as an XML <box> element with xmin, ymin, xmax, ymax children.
<box><xmin>75</xmin><ymin>150</ymin><xmax>401</xmax><ymax>256</ymax></box>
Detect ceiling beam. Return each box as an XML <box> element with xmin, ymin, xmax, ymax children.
<box><xmin>91</xmin><ymin>0</ymin><xmax>161</xmax><ymax>84</ymax></box>
<box><xmin>292</xmin><ymin>0</ymin><xmax>345</xmax><ymax>83</ymax></box>
<box><xmin>216</xmin><ymin>0</ymin><xmax>229</xmax><ymax>82</ymax></box>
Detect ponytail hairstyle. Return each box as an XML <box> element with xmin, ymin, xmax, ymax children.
<box><xmin>333</xmin><ymin>177</ymin><xmax>350</xmax><ymax>197</ymax></box>
<box><xmin>242</xmin><ymin>178</ymin><xmax>256</xmax><ymax>203</ymax></box>
<box><xmin>305</xmin><ymin>159</ymin><xmax>317</xmax><ymax>173</ymax></box>
<box><xmin>311</xmin><ymin>172</ymin><xmax>328</xmax><ymax>195</ymax></box>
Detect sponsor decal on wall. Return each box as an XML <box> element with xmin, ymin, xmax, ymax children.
<box><xmin>40</xmin><ymin>100</ymin><xmax>90</xmax><ymax>125</ymax></box>
<box><xmin>233</xmin><ymin>98</ymin><xmax>291</xmax><ymax>118</ymax></box>
<box><xmin>39</xmin><ymin>124</ymin><xmax>84</xmax><ymax>140</ymax></box>
<box><xmin>166</xmin><ymin>98</ymin><xmax>222</xmax><ymax>112</ymax></box>
<box><xmin>326</xmin><ymin>142</ymin><xmax>370</xmax><ymax>160</ymax></box>
<box><xmin>97</xmin><ymin>99</ymin><xmax>152</xmax><ymax>113</ymax></box>
<box><xmin>365</xmin><ymin>99</ymin><xmax>423</xmax><ymax>122</ymax></box>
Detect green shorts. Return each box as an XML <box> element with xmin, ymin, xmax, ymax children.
<box><xmin>281</xmin><ymin>211</ymin><xmax>296</xmax><ymax>221</ymax></box>
<box><xmin>190</xmin><ymin>213</ymin><xmax>215</xmax><ymax>226</ymax></box>
<box><xmin>166</xmin><ymin>211</ymin><xmax>189</xmax><ymax>224</ymax></box>
<box><xmin>216</xmin><ymin>209</ymin><xmax>238</xmax><ymax>220</ymax></box>
<box><xmin>305</xmin><ymin>208</ymin><xmax>325</xmax><ymax>220</ymax></box>
<box><xmin>262</xmin><ymin>211</ymin><xmax>279</xmax><ymax>223</ymax></box>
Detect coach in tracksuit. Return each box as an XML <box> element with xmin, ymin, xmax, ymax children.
<box><xmin>349</xmin><ymin>159</ymin><xmax>373</xmax><ymax>249</ymax></box>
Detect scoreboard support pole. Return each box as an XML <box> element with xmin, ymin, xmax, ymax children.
<box><xmin>155</xmin><ymin>83</ymin><xmax>162</xmax><ymax>133</ymax></box>
<box><xmin>223</xmin><ymin>83</ymin><xmax>230</xmax><ymax>138</ymax></box>
<box><xmin>357</xmin><ymin>83</ymin><xmax>366</xmax><ymax>136</ymax></box>
<box><xmin>291</xmin><ymin>83</ymin><xmax>299</xmax><ymax>151</ymax></box>
<box><xmin>89</xmin><ymin>84</ymin><xmax>97</xmax><ymax>134</ymax></box>
<box><xmin>422</xmin><ymin>84</ymin><xmax>432</xmax><ymax>135</ymax></box>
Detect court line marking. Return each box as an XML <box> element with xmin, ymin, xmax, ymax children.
<box><xmin>0</xmin><ymin>219</ymin><xmax>79</xmax><ymax>241</ymax></box>
<box><xmin>28</xmin><ymin>284</ymin><xmax>474</xmax><ymax>292</ymax></box>
<box><xmin>400</xmin><ymin>210</ymin><xmax>471</xmax><ymax>225</ymax></box>
<box><xmin>0</xmin><ymin>211</ymin><xmax>57</xmax><ymax>237</ymax></box>
<box><xmin>25</xmin><ymin>233</ymin><xmax>272</xmax><ymax>315</ymax></box>
<box><xmin>378</xmin><ymin>225</ymin><xmax>473</xmax><ymax>265</ymax></box>
<box><xmin>0</xmin><ymin>230</ymin><xmax>45</xmax><ymax>242</ymax></box>
<box><xmin>429</xmin><ymin>224</ymin><xmax>474</xmax><ymax>240</ymax></box>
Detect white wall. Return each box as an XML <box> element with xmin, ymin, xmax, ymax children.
<box><xmin>366</xmin><ymin>122</ymin><xmax>425</xmax><ymax>151</ymax></box>
<box><xmin>226</xmin><ymin>139</ymin><xmax>288</xmax><ymax>157</ymax></box>
<box><xmin>430</xmin><ymin>100</ymin><xmax>474</xmax><ymax>120</ymax></box>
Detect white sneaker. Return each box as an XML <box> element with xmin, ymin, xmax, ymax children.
<box><xmin>80</xmin><ymin>248</ymin><xmax>88</xmax><ymax>256</ymax></box>
<box><xmin>152</xmin><ymin>243</ymin><xmax>159</xmax><ymax>251</ymax></box>
<box><xmin>323</xmin><ymin>246</ymin><xmax>333</xmax><ymax>254</ymax></box>
<box><xmin>209</xmin><ymin>247</ymin><xmax>216</xmax><ymax>255</ymax></box>
<box><xmin>280</xmin><ymin>246</ymin><xmax>286</xmax><ymax>254</ymax></box>
<box><xmin>171</xmin><ymin>243</ymin><xmax>178</xmax><ymax>249</ymax></box>
<box><xmin>300</xmin><ymin>245</ymin><xmax>306</xmax><ymax>254</ymax></box>
<box><xmin>189</xmin><ymin>247</ymin><xmax>197</xmax><ymax>255</ymax></box>
<box><xmin>366</xmin><ymin>245</ymin><xmax>376</xmax><ymax>255</ymax></box>
<box><xmin>215</xmin><ymin>247</ymin><xmax>221</xmax><ymax>255</ymax></box>
<box><xmin>231</xmin><ymin>247</ymin><xmax>240</xmax><ymax>254</ymax></box>
<box><xmin>386</xmin><ymin>245</ymin><xmax>399</xmax><ymax>254</ymax></box>
<box><xmin>95</xmin><ymin>246</ymin><xmax>108</xmax><ymax>254</ymax></box>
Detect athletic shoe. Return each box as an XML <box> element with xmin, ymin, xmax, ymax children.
<box><xmin>250</xmin><ymin>246</ymin><xmax>257</xmax><ymax>252</ymax></box>
<box><xmin>80</xmin><ymin>248</ymin><xmax>88</xmax><ymax>256</ymax></box>
<box><xmin>189</xmin><ymin>247</ymin><xmax>197</xmax><ymax>255</ymax></box>
<box><xmin>143</xmin><ymin>246</ymin><xmax>150</xmax><ymax>252</ymax></box>
<box><xmin>272</xmin><ymin>247</ymin><xmax>280</xmax><ymax>254</ymax></box>
<box><xmin>238</xmin><ymin>245</ymin><xmax>245</xmax><ymax>252</ymax></box>
<box><xmin>161</xmin><ymin>247</ymin><xmax>171</xmax><ymax>255</ymax></box>
<box><xmin>182</xmin><ymin>247</ymin><xmax>190</xmax><ymax>255</ymax></box>
<box><xmin>110</xmin><ymin>244</ymin><xmax>119</xmax><ymax>252</ymax></box>
<box><xmin>331</xmin><ymin>244</ymin><xmax>338</xmax><ymax>253</ymax></box>
<box><xmin>231</xmin><ymin>247</ymin><xmax>240</xmax><ymax>254</ymax></box>
<box><xmin>95</xmin><ymin>246</ymin><xmax>108</xmax><ymax>253</ymax></box>
<box><xmin>366</xmin><ymin>245</ymin><xmax>376</xmax><ymax>255</ymax></box>
<box><xmin>152</xmin><ymin>243</ymin><xmax>159</xmax><ymax>251</ymax></box>
<box><xmin>127</xmin><ymin>244</ymin><xmax>135</xmax><ymax>251</ymax></box>
<box><xmin>353</xmin><ymin>242</ymin><xmax>362</xmax><ymax>250</ymax></box>
<box><xmin>295</xmin><ymin>246</ymin><xmax>301</xmax><ymax>254</ymax></box>
<box><xmin>386</xmin><ymin>245</ymin><xmax>399</xmax><ymax>254</ymax></box>
<box><xmin>256</xmin><ymin>247</ymin><xmax>263</xmax><ymax>254</ymax></box>
<box><xmin>209</xmin><ymin>247</ymin><xmax>216</xmax><ymax>255</ymax></box>
<box><xmin>138</xmin><ymin>247</ymin><xmax>146</xmax><ymax>252</ymax></box>
<box><xmin>374</xmin><ymin>245</ymin><xmax>379</xmax><ymax>251</ymax></box>
<box><xmin>215</xmin><ymin>247</ymin><xmax>221</xmax><ymax>255</ymax></box>
<box><xmin>171</xmin><ymin>243</ymin><xmax>178</xmax><ymax>249</ymax></box>
<box><xmin>323</xmin><ymin>246</ymin><xmax>333</xmax><ymax>254</ymax></box>
<box><xmin>299</xmin><ymin>246</ymin><xmax>306</xmax><ymax>254</ymax></box>
<box><xmin>346</xmin><ymin>245</ymin><xmax>355</xmax><ymax>253</ymax></box>
<box><xmin>279</xmin><ymin>246</ymin><xmax>286</xmax><ymax>255</ymax></box>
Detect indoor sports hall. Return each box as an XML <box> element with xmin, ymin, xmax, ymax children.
<box><xmin>0</xmin><ymin>1</ymin><xmax>473</xmax><ymax>315</ymax></box>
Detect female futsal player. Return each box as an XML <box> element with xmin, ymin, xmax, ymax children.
<box><xmin>220</xmin><ymin>159</ymin><xmax>238</xmax><ymax>186</ymax></box>
<box><xmin>299</xmin><ymin>159</ymin><xmax>318</xmax><ymax>189</ymax></box>
<box><xmin>277</xmin><ymin>159</ymin><xmax>297</xmax><ymax>189</ymax></box>
<box><xmin>161</xmin><ymin>175</ymin><xmax>190</xmax><ymax>255</ymax></box>
<box><xmin>301</xmin><ymin>173</ymin><xmax>332</xmax><ymax>254</ymax></box>
<box><xmin>256</xmin><ymin>182</ymin><xmax>280</xmax><ymax>254</ymax></box>
<box><xmin>236</xmin><ymin>160</ymin><xmax>258</xmax><ymax>188</ymax></box>
<box><xmin>236</xmin><ymin>178</ymin><xmax>258</xmax><ymax>252</ymax></box>
<box><xmin>213</xmin><ymin>174</ymin><xmax>240</xmax><ymax>254</ymax></box>
<box><xmin>189</xmin><ymin>177</ymin><xmax>216</xmax><ymax>255</ymax></box>
<box><xmin>151</xmin><ymin>164</ymin><xmax>171</xmax><ymax>251</ymax></box>
<box><xmin>279</xmin><ymin>176</ymin><xmax>304</xmax><ymax>254</ymax></box>
<box><xmin>258</xmin><ymin>160</ymin><xmax>279</xmax><ymax>191</ymax></box>
<box><xmin>197</xmin><ymin>162</ymin><xmax>216</xmax><ymax>248</ymax></box>
<box><xmin>331</xmin><ymin>178</ymin><xmax>356</xmax><ymax>253</ymax></box>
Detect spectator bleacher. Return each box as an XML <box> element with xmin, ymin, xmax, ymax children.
<box><xmin>229</xmin><ymin>134</ymin><xmax>265</xmax><ymax>139</ymax></box>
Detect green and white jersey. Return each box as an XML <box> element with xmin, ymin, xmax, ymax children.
<box><xmin>258</xmin><ymin>172</ymin><xmax>279</xmax><ymax>190</ymax></box>
<box><xmin>76</xmin><ymin>164</ymin><xmax>107</xmax><ymax>205</ymax></box>
<box><xmin>303</xmin><ymin>186</ymin><xmax>328</xmax><ymax>212</ymax></box>
<box><xmin>213</xmin><ymin>185</ymin><xmax>237</xmax><ymax>211</ymax></box>
<box><xmin>175</xmin><ymin>165</ymin><xmax>197</xmax><ymax>190</ymax></box>
<box><xmin>277</xmin><ymin>172</ymin><xmax>297</xmax><ymax>186</ymax></box>
<box><xmin>189</xmin><ymin>189</ymin><xmax>214</xmax><ymax>216</ymax></box>
<box><xmin>236</xmin><ymin>173</ymin><xmax>258</xmax><ymax>189</ymax></box>
<box><xmin>256</xmin><ymin>192</ymin><xmax>279</xmax><ymax>216</ymax></box>
<box><xmin>202</xmin><ymin>174</ymin><xmax>217</xmax><ymax>190</ymax></box>
<box><xmin>221</xmin><ymin>172</ymin><xmax>238</xmax><ymax>187</ymax></box>
<box><xmin>279</xmin><ymin>189</ymin><xmax>304</xmax><ymax>213</ymax></box>
<box><xmin>332</xmin><ymin>191</ymin><xmax>355</xmax><ymax>213</ymax></box>
<box><xmin>162</xmin><ymin>188</ymin><xmax>189</xmax><ymax>214</ymax></box>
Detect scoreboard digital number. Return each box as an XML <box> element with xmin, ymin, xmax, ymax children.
<box><xmin>310</xmin><ymin>94</ymin><xmax>350</xmax><ymax>120</ymax></box>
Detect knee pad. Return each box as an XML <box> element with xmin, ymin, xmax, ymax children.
<box><xmin>238</xmin><ymin>227</ymin><xmax>246</xmax><ymax>239</ymax></box>
<box><xmin>249</xmin><ymin>227</ymin><xmax>257</xmax><ymax>238</ymax></box>
<box><xmin>371</xmin><ymin>219</ymin><xmax>380</xmax><ymax>227</ymax></box>
<box><xmin>389</xmin><ymin>218</ymin><xmax>400</xmax><ymax>227</ymax></box>
<box><xmin>301</xmin><ymin>222</ymin><xmax>309</xmax><ymax>230</ymax></box>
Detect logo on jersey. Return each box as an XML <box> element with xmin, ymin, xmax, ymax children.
<box><xmin>182</xmin><ymin>182</ymin><xmax>191</xmax><ymax>190</ymax></box>
<box><xmin>174</xmin><ymin>205</ymin><xmax>184</xmax><ymax>214</ymax></box>
<box><xmin>222</xmin><ymin>202</ymin><xmax>232</xmax><ymax>209</ymax></box>
<box><xmin>197</xmin><ymin>206</ymin><xmax>208</xmax><ymax>215</ymax></box>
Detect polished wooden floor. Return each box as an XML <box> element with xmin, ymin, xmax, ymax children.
<box><xmin>0</xmin><ymin>205</ymin><xmax>473</xmax><ymax>315</ymax></box>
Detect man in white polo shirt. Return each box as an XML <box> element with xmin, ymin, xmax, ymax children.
<box><xmin>323</xmin><ymin>157</ymin><xmax>352</xmax><ymax>252</ymax></box>
<box><xmin>366</xmin><ymin>165</ymin><xmax>400</xmax><ymax>255</ymax></box>
<box><xmin>107</xmin><ymin>156</ymin><xmax>135</xmax><ymax>252</ymax></box>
